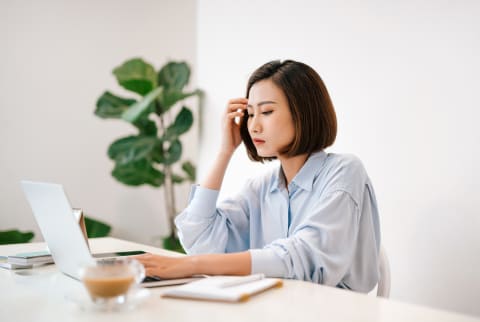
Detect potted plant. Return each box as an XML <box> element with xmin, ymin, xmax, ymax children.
<box><xmin>0</xmin><ymin>229</ymin><xmax>34</xmax><ymax>244</ymax></box>
<box><xmin>0</xmin><ymin>218</ymin><xmax>110</xmax><ymax>245</ymax></box>
<box><xmin>94</xmin><ymin>58</ymin><xmax>201</xmax><ymax>252</ymax></box>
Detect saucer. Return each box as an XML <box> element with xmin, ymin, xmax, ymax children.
<box><xmin>65</xmin><ymin>287</ymin><xmax>151</xmax><ymax>312</ymax></box>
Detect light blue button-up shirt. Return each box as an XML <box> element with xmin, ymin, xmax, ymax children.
<box><xmin>175</xmin><ymin>151</ymin><xmax>381</xmax><ymax>292</ymax></box>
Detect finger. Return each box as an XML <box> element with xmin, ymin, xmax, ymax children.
<box><xmin>133</xmin><ymin>254</ymin><xmax>153</xmax><ymax>262</ymax></box>
<box><xmin>228</xmin><ymin>98</ymin><xmax>248</xmax><ymax>105</ymax></box>
<box><xmin>145</xmin><ymin>268</ymin><xmax>159</xmax><ymax>277</ymax></box>
<box><xmin>141</xmin><ymin>262</ymin><xmax>158</xmax><ymax>268</ymax></box>
<box><xmin>227</xmin><ymin>103</ymin><xmax>247</xmax><ymax>112</ymax></box>
<box><xmin>134</xmin><ymin>255</ymin><xmax>153</xmax><ymax>262</ymax></box>
<box><xmin>226</xmin><ymin>111</ymin><xmax>244</xmax><ymax>119</ymax></box>
<box><xmin>135</xmin><ymin>258</ymin><xmax>154</xmax><ymax>267</ymax></box>
<box><xmin>134</xmin><ymin>255</ymin><xmax>159</xmax><ymax>266</ymax></box>
<box><xmin>134</xmin><ymin>253</ymin><xmax>155</xmax><ymax>259</ymax></box>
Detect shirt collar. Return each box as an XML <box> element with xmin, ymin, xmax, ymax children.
<box><xmin>270</xmin><ymin>166</ymin><xmax>284</xmax><ymax>192</ymax></box>
<box><xmin>269</xmin><ymin>150</ymin><xmax>328</xmax><ymax>193</ymax></box>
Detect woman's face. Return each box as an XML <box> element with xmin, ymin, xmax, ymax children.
<box><xmin>247</xmin><ymin>79</ymin><xmax>295</xmax><ymax>158</ymax></box>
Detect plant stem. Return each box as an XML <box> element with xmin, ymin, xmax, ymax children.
<box><xmin>163</xmin><ymin>164</ymin><xmax>177</xmax><ymax>237</ymax></box>
<box><xmin>158</xmin><ymin>109</ymin><xmax>177</xmax><ymax>239</ymax></box>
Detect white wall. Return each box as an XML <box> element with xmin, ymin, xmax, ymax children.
<box><xmin>0</xmin><ymin>0</ymin><xmax>198</xmax><ymax>246</ymax></box>
<box><xmin>197</xmin><ymin>0</ymin><xmax>480</xmax><ymax>317</ymax></box>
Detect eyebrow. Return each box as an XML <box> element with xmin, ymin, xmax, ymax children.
<box><xmin>246</xmin><ymin>100</ymin><xmax>277</xmax><ymax>108</ymax></box>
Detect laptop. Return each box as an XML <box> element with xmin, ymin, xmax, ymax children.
<box><xmin>20</xmin><ymin>180</ymin><xmax>201</xmax><ymax>287</ymax></box>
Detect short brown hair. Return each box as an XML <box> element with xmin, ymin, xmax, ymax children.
<box><xmin>240</xmin><ymin>60</ymin><xmax>337</xmax><ymax>162</ymax></box>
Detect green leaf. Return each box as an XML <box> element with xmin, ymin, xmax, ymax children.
<box><xmin>171</xmin><ymin>174</ymin><xmax>185</xmax><ymax>184</ymax></box>
<box><xmin>122</xmin><ymin>87</ymin><xmax>163</xmax><ymax>123</ymax></box>
<box><xmin>84</xmin><ymin>216</ymin><xmax>111</xmax><ymax>238</ymax></box>
<box><xmin>113</xmin><ymin>58</ymin><xmax>157</xmax><ymax>95</ymax></box>
<box><xmin>133</xmin><ymin>117</ymin><xmax>158</xmax><ymax>136</ymax></box>
<box><xmin>157</xmin><ymin>89</ymin><xmax>200</xmax><ymax>114</ymax></box>
<box><xmin>162</xmin><ymin>235</ymin><xmax>185</xmax><ymax>253</ymax></box>
<box><xmin>157</xmin><ymin>61</ymin><xmax>190</xmax><ymax>91</ymax></box>
<box><xmin>112</xmin><ymin>159</ymin><xmax>165</xmax><ymax>187</ymax></box>
<box><xmin>0</xmin><ymin>230</ymin><xmax>34</xmax><ymax>245</ymax></box>
<box><xmin>165</xmin><ymin>107</ymin><xmax>193</xmax><ymax>140</ymax></box>
<box><xmin>163</xmin><ymin>139</ymin><xmax>182</xmax><ymax>165</ymax></box>
<box><xmin>95</xmin><ymin>91</ymin><xmax>137</xmax><ymax>119</ymax></box>
<box><xmin>151</xmin><ymin>140</ymin><xmax>165</xmax><ymax>163</ymax></box>
<box><xmin>181</xmin><ymin>161</ymin><xmax>196</xmax><ymax>182</ymax></box>
<box><xmin>108</xmin><ymin>135</ymin><xmax>158</xmax><ymax>164</ymax></box>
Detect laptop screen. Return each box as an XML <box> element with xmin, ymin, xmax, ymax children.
<box><xmin>21</xmin><ymin>180</ymin><xmax>94</xmax><ymax>279</ymax></box>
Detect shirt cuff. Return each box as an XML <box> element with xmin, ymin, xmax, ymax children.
<box><xmin>187</xmin><ymin>185</ymin><xmax>220</xmax><ymax>219</ymax></box>
<box><xmin>249</xmin><ymin>248</ymin><xmax>287</xmax><ymax>278</ymax></box>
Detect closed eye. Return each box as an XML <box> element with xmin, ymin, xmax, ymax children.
<box><xmin>247</xmin><ymin>110</ymin><xmax>273</xmax><ymax>118</ymax></box>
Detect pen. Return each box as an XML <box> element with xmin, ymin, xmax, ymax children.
<box><xmin>219</xmin><ymin>273</ymin><xmax>265</xmax><ymax>288</ymax></box>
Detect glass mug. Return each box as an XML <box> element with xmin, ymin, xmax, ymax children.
<box><xmin>79</xmin><ymin>258</ymin><xmax>145</xmax><ymax>305</ymax></box>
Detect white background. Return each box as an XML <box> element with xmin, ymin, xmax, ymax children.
<box><xmin>196</xmin><ymin>0</ymin><xmax>480</xmax><ymax>317</ymax></box>
<box><xmin>1</xmin><ymin>0</ymin><xmax>479</xmax><ymax>317</ymax></box>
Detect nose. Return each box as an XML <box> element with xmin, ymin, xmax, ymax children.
<box><xmin>248</xmin><ymin>115</ymin><xmax>261</xmax><ymax>133</ymax></box>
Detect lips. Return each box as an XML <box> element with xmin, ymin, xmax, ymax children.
<box><xmin>252</xmin><ymin>138</ymin><xmax>265</xmax><ymax>144</ymax></box>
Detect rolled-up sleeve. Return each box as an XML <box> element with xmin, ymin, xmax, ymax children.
<box><xmin>175</xmin><ymin>185</ymin><xmax>250</xmax><ymax>255</ymax></box>
<box><xmin>250</xmin><ymin>190</ymin><xmax>362</xmax><ymax>287</ymax></box>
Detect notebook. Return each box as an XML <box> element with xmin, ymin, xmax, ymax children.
<box><xmin>5</xmin><ymin>250</ymin><xmax>53</xmax><ymax>265</ymax></box>
<box><xmin>0</xmin><ymin>256</ymin><xmax>33</xmax><ymax>269</ymax></box>
<box><xmin>20</xmin><ymin>180</ymin><xmax>201</xmax><ymax>287</ymax></box>
<box><xmin>162</xmin><ymin>274</ymin><xmax>283</xmax><ymax>302</ymax></box>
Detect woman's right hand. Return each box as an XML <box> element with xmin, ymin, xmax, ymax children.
<box><xmin>220</xmin><ymin>98</ymin><xmax>248</xmax><ymax>155</ymax></box>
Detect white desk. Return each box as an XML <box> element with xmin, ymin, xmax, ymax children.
<box><xmin>1</xmin><ymin>237</ymin><xmax>478</xmax><ymax>322</ymax></box>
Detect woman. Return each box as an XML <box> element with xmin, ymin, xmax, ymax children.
<box><xmin>137</xmin><ymin>60</ymin><xmax>381</xmax><ymax>292</ymax></box>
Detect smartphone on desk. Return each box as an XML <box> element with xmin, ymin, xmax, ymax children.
<box><xmin>92</xmin><ymin>250</ymin><xmax>146</xmax><ymax>258</ymax></box>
